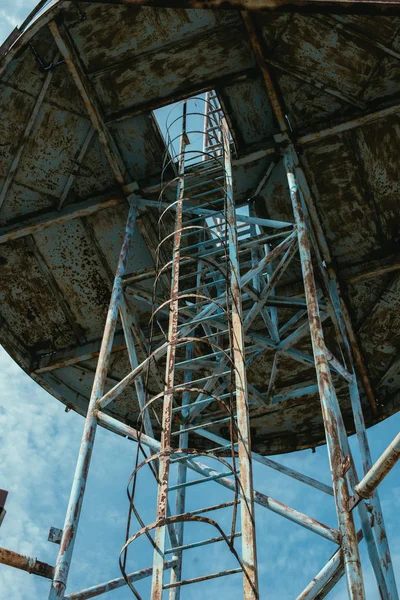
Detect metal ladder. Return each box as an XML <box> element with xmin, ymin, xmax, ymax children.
<box><xmin>121</xmin><ymin>99</ymin><xmax>258</xmax><ymax>599</ymax></box>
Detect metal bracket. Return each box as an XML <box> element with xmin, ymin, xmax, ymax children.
<box><xmin>48</xmin><ymin>527</ymin><xmax>63</xmax><ymax>545</ymax></box>
<box><xmin>348</xmin><ymin>492</ymin><xmax>361</xmax><ymax>512</ymax></box>
<box><xmin>0</xmin><ymin>489</ymin><xmax>8</xmax><ymax>527</ymax></box>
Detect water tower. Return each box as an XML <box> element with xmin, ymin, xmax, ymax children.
<box><xmin>0</xmin><ymin>1</ymin><xmax>399</xmax><ymax>598</ymax></box>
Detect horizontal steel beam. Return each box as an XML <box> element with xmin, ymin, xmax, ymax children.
<box><xmin>196</xmin><ymin>428</ymin><xmax>334</xmax><ymax>495</ymax></box>
<box><xmin>31</xmin><ymin>332</ymin><xmax>126</xmax><ymax>374</ymax></box>
<box><xmin>0</xmin><ymin>547</ymin><xmax>54</xmax><ymax>580</ymax></box>
<box><xmin>65</xmin><ymin>560</ymin><xmax>177</xmax><ymax>600</ymax></box>
<box><xmin>132</xmin><ymin>196</ymin><xmax>292</xmax><ymax>229</ymax></box>
<box><xmin>96</xmin><ymin>411</ymin><xmax>341</xmax><ymax>544</ymax></box>
<box><xmin>352</xmin><ymin>432</ymin><xmax>400</xmax><ymax>502</ymax></box>
<box><xmin>0</xmin><ymin>196</ymin><xmax>126</xmax><ymax>246</ymax></box>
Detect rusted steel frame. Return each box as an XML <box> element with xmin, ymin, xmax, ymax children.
<box><xmin>165</xmin><ymin>532</ymin><xmax>242</xmax><ymax>554</ymax></box>
<box><xmin>243</xmin><ymin>242</ymin><xmax>298</xmax><ymax>331</ymax></box>
<box><xmin>58</xmin><ymin>127</ymin><xmax>95</xmax><ymax>210</ymax></box>
<box><xmin>64</xmin><ymin>561</ymin><xmax>177</xmax><ymax>600</ymax></box>
<box><xmin>32</xmin><ymin>331</ymin><xmax>126</xmax><ymax>374</ymax></box>
<box><xmin>284</xmin><ymin>146</ymin><xmax>385</xmax><ymax>592</ymax></box>
<box><xmin>0</xmin><ymin>55</ymin><xmax>57</xmax><ymax>213</ymax></box>
<box><xmin>297</xmin><ymin>102</ymin><xmax>400</xmax><ymax>146</ymax></box>
<box><xmin>95</xmin><ymin>412</ymin><xmax>341</xmax><ymax>544</ymax></box>
<box><xmin>48</xmin><ymin>203</ymin><xmax>137</xmax><ymax>600</ymax></box>
<box><xmin>123</xmin><ymin>296</ymin><xmax>165</xmax><ymax>390</ymax></box>
<box><xmin>119</xmin><ymin>297</ymin><xmax>154</xmax><ymax>438</ymax></box>
<box><xmin>272</xmin><ymin>383</ymin><xmax>319</xmax><ymax>403</ymax></box>
<box><xmin>120</xmin><ymin>509</ymin><xmax>248</xmax><ymax>594</ymax></box>
<box><xmin>262</xmin><ymin>242</ymin><xmax>280</xmax><ymax>343</ymax></box>
<box><xmin>223</xmin><ymin>116</ymin><xmax>259</xmax><ymax>599</ymax></box>
<box><xmin>98</xmin><ymin>313</ymin><xmax>251</xmax><ymax>411</ymax></box>
<box><xmin>0</xmin><ymin>196</ymin><xmax>126</xmax><ymax>246</ymax></box>
<box><xmin>120</xmin><ymin>299</ymin><xmax>181</xmax><ymax>557</ymax></box>
<box><xmin>151</xmin><ymin>125</ymin><xmax>187</xmax><ymax>599</ymax></box>
<box><xmin>294</xmin><ymin>166</ymin><xmax>377</xmax><ymax>414</ymax></box>
<box><xmin>132</xmin><ymin>196</ymin><xmax>292</xmax><ymax>229</ymax></box>
<box><xmin>168</xmin><ymin>344</ymin><xmax>193</xmax><ymax>600</ymax></box>
<box><xmin>353</xmin><ymin>432</ymin><xmax>400</xmax><ymax>501</ymax></box>
<box><xmin>279</xmin><ymin>308</ymin><xmax>306</xmax><ymax>336</ymax></box>
<box><xmin>197</xmin><ymin>428</ymin><xmax>334</xmax><ymax>495</ymax></box>
<box><xmin>277</xmin><ymin>311</ymin><xmax>328</xmax><ymax>351</ymax></box>
<box><xmin>266</xmin><ymin>352</ymin><xmax>279</xmax><ymax>402</ymax></box>
<box><xmin>163</xmin><ymin>568</ymin><xmax>242</xmax><ymax>588</ymax></box>
<box><xmin>97</xmin><ymin>340</ymin><xmax>169</xmax><ymax>409</ymax></box>
<box><xmin>0</xmin><ymin>547</ymin><xmax>54</xmax><ymax>580</ymax></box>
<box><xmin>49</xmin><ymin>20</ymin><xmax>127</xmax><ymax>186</ymax></box>
<box><xmin>240</xmin><ymin>230</ymin><xmax>297</xmax><ymax>288</ymax></box>
<box><xmin>121</xmin><ymin>229</ymin><xmax>292</xmax><ymax>285</ymax></box>
<box><xmin>248</xmin><ymin>202</ymin><xmax>262</xmax><ymax>292</ymax></box>
<box><xmin>243</xmin><ymin>6</ymin><xmax>377</xmax><ymax>414</ymax></box>
<box><xmin>327</xmin><ymin>382</ymin><xmax>392</xmax><ymax>600</ymax></box>
<box><xmin>284</xmin><ymin>151</ymin><xmax>365</xmax><ymax>599</ymax></box>
<box><xmin>347</xmin><ymin>379</ymin><xmax>398</xmax><ymax>598</ymax></box>
<box><xmin>325</xmin><ymin>348</ymin><xmax>353</xmax><ymax>383</ymax></box>
<box><xmin>137</xmin><ymin>211</ymin><xmax>170</xmax><ymax>292</ymax></box>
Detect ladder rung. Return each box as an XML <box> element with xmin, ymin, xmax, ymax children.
<box><xmin>174</xmin><ymin>499</ymin><xmax>240</xmax><ymax>518</ymax></box>
<box><xmin>170</xmin><ymin>415</ymin><xmax>235</xmax><ymax>437</ymax></box>
<box><xmin>165</xmin><ymin>532</ymin><xmax>242</xmax><ymax>555</ymax></box>
<box><xmin>171</xmin><ymin>392</ymin><xmax>233</xmax><ymax>413</ymax></box>
<box><xmin>175</xmin><ymin>349</ymin><xmax>225</xmax><ymax>368</ymax></box>
<box><xmin>162</xmin><ymin>568</ymin><xmax>242</xmax><ymax>589</ymax></box>
<box><xmin>184</xmin><ymin>175</ymin><xmax>224</xmax><ymax>192</ymax></box>
<box><xmin>168</xmin><ymin>469</ymin><xmax>237</xmax><ymax>491</ymax></box>
<box><xmin>170</xmin><ymin>444</ymin><xmax>235</xmax><ymax>464</ymax></box>
<box><xmin>172</xmin><ymin>371</ymin><xmax>231</xmax><ymax>389</ymax></box>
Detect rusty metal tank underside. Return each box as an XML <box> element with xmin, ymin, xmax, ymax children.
<box><xmin>0</xmin><ymin>0</ymin><xmax>399</xmax><ymax>455</ymax></box>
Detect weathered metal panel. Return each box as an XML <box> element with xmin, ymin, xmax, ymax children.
<box><xmin>15</xmin><ymin>106</ymin><xmax>92</xmax><ymax>198</ymax></box>
<box><xmin>111</xmin><ymin>113</ymin><xmax>170</xmax><ymax>182</ymax></box>
<box><xmin>32</xmin><ymin>219</ymin><xmax>113</xmax><ymax>339</ymax></box>
<box><xmin>70</xmin><ymin>136</ymin><xmax>116</xmax><ymax>199</ymax></box>
<box><xmin>302</xmin><ymin>136</ymin><xmax>379</xmax><ymax>263</ymax></box>
<box><xmin>264</xmin><ymin>13</ymin><xmax>380</xmax><ymax>99</ymax></box>
<box><xmin>0</xmin><ymin>84</ymin><xmax>35</xmax><ymax>201</ymax></box>
<box><xmin>68</xmin><ymin>4</ymin><xmax>240</xmax><ymax>73</ymax></box>
<box><xmin>359</xmin><ymin>274</ymin><xmax>400</xmax><ymax>382</ymax></box>
<box><xmin>274</xmin><ymin>72</ymin><xmax>346</xmax><ymax>131</ymax></box>
<box><xmin>90</xmin><ymin>23</ymin><xmax>255</xmax><ymax>115</ymax></box>
<box><xmin>0</xmin><ymin>237</ymin><xmax>77</xmax><ymax>351</ymax></box>
<box><xmin>219</xmin><ymin>76</ymin><xmax>276</xmax><ymax>149</ymax></box>
<box><xmin>0</xmin><ymin>2</ymin><xmax>399</xmax><ymax>458</ymax></box>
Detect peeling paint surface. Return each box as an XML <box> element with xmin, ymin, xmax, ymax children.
<box><xmin>0</xmin><ymin>2</ymin><xmax>399</xmax><ymax>455</ymax></box>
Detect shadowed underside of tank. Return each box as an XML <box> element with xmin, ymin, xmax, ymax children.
<box><xmin>0</xmin><ymin>0</ymin><xmax>399</xmax><ymax>455</ymax></box>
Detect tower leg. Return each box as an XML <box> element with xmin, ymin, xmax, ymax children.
<box><xmin>48</xmin><ymin>203</ymin><xmax>137</xmax><ymax>600</ymax></box>
<box><xmin>223</xmin><ymin>119</ymin><xmax>259</xmax><ymax>599</ymax></box>
<box><xmin>284</xmin><ymin>151</ymin><xmax>365</xmax><ymax>600</ymax></box>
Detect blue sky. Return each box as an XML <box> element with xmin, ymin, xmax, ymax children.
<box><xmin>0</xmin><ymin>4</ymin><xmax>399</xmax><ymax>599</ymax></box>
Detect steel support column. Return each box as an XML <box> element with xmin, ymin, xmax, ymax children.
<box><xmin>48</xmin><ymin>202</ymin><xmax>137</xmax><ymax>600</ymax></box>
<box><xmin>223</xmin><ymin>118</ymin><xmax>258</xmax><ymax>598</ymax></box>
<box><xmin>283</xmin><ymin>151</ymin><xmax>365</xmax><ymax>600</ymax></box>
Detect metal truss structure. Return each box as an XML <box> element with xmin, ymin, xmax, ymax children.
<box><xmin>42</xmin><ymin>97</ymin><xmax>400</xmax><ymax>600</ymax></box>
<box><xmin>1</xmin><ymin>7</ymin><xmax>400</xmax><ymax>600</ymax></box>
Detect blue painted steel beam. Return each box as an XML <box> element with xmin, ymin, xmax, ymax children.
<box><xmin>48</xmin><ymin>203</ymin><xmax>137</xmax><ymax>600</ymax></box>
